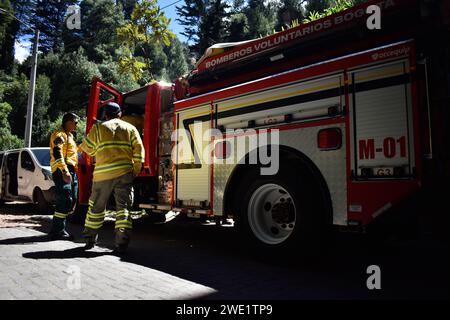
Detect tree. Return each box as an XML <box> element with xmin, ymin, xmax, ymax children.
<box><xmin>117</xmin><ymin>0</ymin><xmax>138</xmax><ymax>20</ymax></box>
<box><xmin>3</xmin><ymin>73</ymin><xmax>29</xmax><ymax>138</ymax></box>
<box><xmin>176</xmin><ymin>0</ymin><xmax>206</xmax><ymax>53</ymax></box>
<box><xmin>0</xmin><ymin>0</ymin><xmax>18</xmax><ymax>73</ymax></box>
<box><xmin>50</xmin><ymin>47</ymin><xmax>100</xmax><ymax>117</ymax></box>
<box><xmin>33</xmin><ymin>0</ymin><xmax>77</xmax><ymax>53</ymax></box>
<box><xmin>201</xmin><ymin>0</ymin><xmax>230</xmax><ymax>51</ymax></box>
<box><xmin>305</xmin><ymin>0</ymin><xmax>332</xmax><ymax>15</ymax></box>
<box><xmin>176</xmin><ymin>0</ymin><xmax>230</xmax><ymax>57</ymax></box>
<box><xmin>116</xmin><ymin>0</ymin><xmax>175</xmax><ymax>81</ymax></box>
<box><xmin>11</xmin><ymin>0</ymin><xmax>35</xmax><ymax>37</ymax></box>
<box><xmin>303</xmin><ymin>0</ymin><xmax>355</xmax><ymax>23</ymax></box>
<box><xmin>2</xmin><ymin>72</ymin><xmax>52</xmax><ymax>144</ymax></box>
<box><xmin>31</xmin><ymin>74</ymin><xmax>52</xmax><ymax>146</ymax></box>
<box><xmin>0</xmin><ymin>77</ymin><xmax>22</xmax><ymax>149</ymax></box>
<box><xmin>244</xmin><ymin>0</ymin><xmax>277</xmax><ymax>39</ymax></box>
<box><xmin>164</xmin><ymin>37</ymin><xmax>189</xmax><ymax>81</ymax></box>
<box><xmin>64</xmin><ymin>0</ymin><xmax>125</xmax><ymax>63</ymax></box>
<box><xmin>276</xmin><ymin>0</ymin><xmax>305</xmax><ymax>31</ymax></box>
<box><xmin>97</xmin><ymin>60</ymin><xmax>139</xmax><ymax>92</ymax></box>
<box><xmin>0</xmin><ymin>102</ymin><xmax>23</xmax><ymax>149</ymax></box>
<box><xmin>227</xmin><ymin>12</ymin><xmax>248</xmax><ymax>42</ymax></box>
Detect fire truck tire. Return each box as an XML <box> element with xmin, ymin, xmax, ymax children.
<box><xmin>235</xmin><ymin>164</ymin><xmax>327</xmax><ymax>254</ymax></box>
<box><xmin>34</xmin><ymin>188</ymin><xmax>54</xmax><ymax>215</ymax></box>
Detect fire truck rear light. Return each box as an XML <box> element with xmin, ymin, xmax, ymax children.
<box><xmin>317</xmin><ymin>128</ymin><xmax>342</xmax><ymax>150</ymax></box>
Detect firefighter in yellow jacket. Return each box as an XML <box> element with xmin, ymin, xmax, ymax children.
<box><xmin>49</xmin><ymin>112</ymin><xmax>79</xmax><ymax>240</ymax></box>
<box><xmin>79</xmin><ymin>102</ymin><xmax>144</xmax><ymax>253</ymax></box>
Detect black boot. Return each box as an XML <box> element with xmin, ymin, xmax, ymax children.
<box><xmin>83</xmin><ymin>233</ymin><xmax>98</xmax><ymax>250</ymax></box>
<box><xmin>113</xmin><ymin>228</ymin><xmax>130</xmax><ymax>254</ymax></box>
<box><xmin>48</xmin><ymin>217</ymin><xmax>73</xmax><ymax>240</ymax></box>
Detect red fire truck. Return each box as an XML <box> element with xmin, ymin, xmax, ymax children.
<box><xmin>77</xmin><ymin>0</ymin><xmax>450</xmax><ymax>250</ymax></box>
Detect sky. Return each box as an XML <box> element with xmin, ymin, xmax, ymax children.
<box><xmin>14</xmin><ymin>0</ymin><xmax>188</xmax><ymax>63</ymax></box>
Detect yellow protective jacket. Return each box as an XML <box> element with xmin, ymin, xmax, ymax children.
<box><xmin>50</xmin><ymin>128</ymin><xmax>78</xmax><ymax>173</ymax></box>
<box><xmin>79</xmin><ymin>118</ymin><xmax>145</xmax><ymax>182</ymax></box>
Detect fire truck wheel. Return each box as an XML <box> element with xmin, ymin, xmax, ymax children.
<box><xmin>235</xmin><ymin>165</ymin><xmax>324</xmax><ymax>253</ymax></box>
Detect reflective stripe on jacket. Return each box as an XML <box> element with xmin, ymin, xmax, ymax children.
<box><xmin>50</xmin><ymin>128</ymin><xmax>78</xmax><ymax>173</ymax></box>
<box><xmin>80</xmin><ymin>118</ymin><xmax>145</xmax><ymax>182</ymax></box>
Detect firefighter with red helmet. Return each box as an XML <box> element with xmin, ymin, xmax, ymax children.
<box><xmin>79</xmin><ymin>102</ymin><xmax>144</xmax><ymax>253</ymax></box>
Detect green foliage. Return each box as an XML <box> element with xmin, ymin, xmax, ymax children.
<box><xmin>324</xmin><ymin>0</ymin><xmax>355</xmax><ymax>15</ymax></box>
<box><xmin>305</xmin><ymin>0</ymin><xmax>332</xmax><ymax>15</ymax></box>
<box><xmin>164</xmin><ymin>38</ymin><xmax>189</xmax><ymax>81</ymax></box>
<box><xmin>0</xmin><ymin>72</ymin><xmax>52</xmax><ymax>146</ymax></box>
<box><xmin>227</xmin><ymin>12</ymin><xmax>248</xmax><ymax>42</ymax></box>
<box><xmin>276</xmin><ymin>0</ymin><xmax>304</xmax><ymax>31</ymax></box>
<box><xmin>303</xmin><ymin>10</ymin><xmax>323</xmax><ymax>23</ymax></box>
<box><xmin>51</xmin><ymin>48</ymin><xmax>101</xmax><ymax>116</ymax></box>
<box><xmin>0</xmin><ymin>0</ymin><xmax>19</xmax><ymax>73</ymax></box>
<box><xmin>0</xmin><ymin>101</ymin><xmax>23</xmax><ymax>150</ymax></box>
<box><xmin>117</xmin><ymin>0</ymin><xmax>175</xmax><ymax>81</ymax></box>
<box><xmin>177</xmin><ymin>0</ymin><xmax>230</xmax><ymax>57</ymax></box>
<box><xmin>303</xmin><ymin>0</ymin><xmax>355</xmax><ymax>23</ymax></box>
<box><xmin>66</xmin><ymin>0</ymin><xmax>125</xmax><ymax>63</ymax></box>
<box><xmin>2</xmin><ymin>73</ymin><xmax>29</xmax><ymax>138</ymax></box>
<box><xmin>31</xmin><ymin>75</ymin><xmax>52</xmax><ymax>146</ymax></box>
<box><xmin>244</xmin><ymin>0</ymin><xmax>278</xmax><ymax>40</ymax></box>
<box><xmin>117</xmin><ymin>0</ymin><xmax>138</xmax><ymax>20</ymax></box>
<box><xmin>33</xmin><ymin>0</ymin><xmax>78</xmax><ymax>53</ymax></box>
<box><xmin>97</xmin><ymin>60</ymin><xmax>139</xmax><ymax>93</ymax></box>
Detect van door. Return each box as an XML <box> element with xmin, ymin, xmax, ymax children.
<box><xmin>0</xmin><ymin>153</ymin><xmax>4</xmax><ymax>199</ymax></box>
<box><xmin>18</xmin><ymin>150</ymin><xmax>36</xmax><ymax>200</ymax></box>
<box><xmin>5</xmin><ymin>152</ymin><xmax>19</xmax><ymax>197</ymax></box>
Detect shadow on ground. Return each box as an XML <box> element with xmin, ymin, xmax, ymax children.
<box><xmin>22</xmin><ymin>246</ymin><xmax>113</xmax><ymax>259</ymax></box>
<box><xmin>3</xmin><ymin>201</ymin><xmax>450</xmax><ymax>299</ymax></box>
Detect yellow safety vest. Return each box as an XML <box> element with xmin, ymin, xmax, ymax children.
<box><xmin>80</xmin><ymin>118</ymin><xmax>145</xmax><ymax>182</ymax></box>
<box><xmin>50</xmin><ymin>128</ymin><xmax>78</xmax><ymax>173</ymax></box>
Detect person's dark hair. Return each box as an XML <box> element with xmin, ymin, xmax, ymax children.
<box><xmin>104</xmin><ymin>102</ymin><xmax>122</xmax><ymax>119</ymax></box>
<box><xmin>62</xmin><ymin>112</ymin><xmax>80</xmax><ymax>125</ymax></box>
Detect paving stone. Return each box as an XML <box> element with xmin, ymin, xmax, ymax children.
<box><xmin>0</xmin><ymin>227</ymin><xmax>216</xmax><ymax>300</ymax></box>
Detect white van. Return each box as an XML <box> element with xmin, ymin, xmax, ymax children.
<box><xmin>0</xmin><ymin>148</ymin><xmax>55</xmax><ymax>213</ymax></box>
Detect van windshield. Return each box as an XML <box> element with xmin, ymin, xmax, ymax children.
<box><xmin>31</xmin><ymin>149</ymin><xmax>51</xmax><ymax>167</ymax></box>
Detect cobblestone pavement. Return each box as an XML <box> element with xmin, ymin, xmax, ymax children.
<box><xmin>0</xmin><ymin>227</ymin><xmax>220</xmax><ymax>300</ymax></box>
<box><xmin>0</xmin><ymin>202</ymin><xmax>450</xmax><ymax>300</ymax></box>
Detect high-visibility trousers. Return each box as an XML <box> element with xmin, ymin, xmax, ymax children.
<box><xmin>52</xmin><ymin>165</ymin><xmax>78</xmax><ymax>231</ymax></box>
<box><xmin>83</xmin><ymin>172</ymin><xmax>134</xmax><ymax>235</ymax></box>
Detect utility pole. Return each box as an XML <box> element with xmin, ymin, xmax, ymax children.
<box><xmin>0</xmin><ymin>8</ymin><xmax>39</xmax><ymax>148</ymax></box>
<box><xmin>24</xmin><ymin>29</ymin><xmax>39</xmax><ymax>148</ymax></box>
